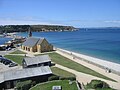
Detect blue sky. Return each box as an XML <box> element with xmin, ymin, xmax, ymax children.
<box><xmin>0</xmin><ymin>0</ymin><xmax>120</xmax><ymax>27</ymax></box>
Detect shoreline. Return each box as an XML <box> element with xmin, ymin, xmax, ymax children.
<box><xmin>1</xmin><ymin>33</ymin><xmax>120</xmax><ymax>74</ymax></box>
<box><xmin>55</xmin><ymin>47</ymin><xmax>120</xmax><ymax>75</ymax></box>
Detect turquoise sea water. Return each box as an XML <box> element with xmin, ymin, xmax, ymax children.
<box><xmin>1</xmin><ymin>29</ymin><xmax>120</xmax><ymax>64</ymax></box>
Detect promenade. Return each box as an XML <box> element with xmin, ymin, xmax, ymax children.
<box><xmin>55</xmin><ymin>48</ymin><xmax>120</xmax><ymax>89</ymax></box>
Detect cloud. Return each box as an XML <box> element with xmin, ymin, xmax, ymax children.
<box><xmin>104</xmin><ymin>20</ymin><xmax>120</xmax><ymax>23</ymax></box>
<box><xmin>0</xmin><ymin>17</ymin><xmax>62</xmax><ymax>25</ymax></box>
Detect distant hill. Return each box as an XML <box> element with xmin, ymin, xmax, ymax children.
<box><xmin>80</xmin><ymin>27</ymin><xmax>120</xmax><ymax>30</ymax></box>
<box><xmin>0</xmin><ymin>25</ymin><xmax>77</xmax><ymax>33</ymax></box>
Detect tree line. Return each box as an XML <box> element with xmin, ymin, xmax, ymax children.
<box><xmin>0</xmin><ymin>25</ymin><xmax>76</xmax><ymax>33</ymax></box>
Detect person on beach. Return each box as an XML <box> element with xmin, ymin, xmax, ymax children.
<box><xmin>73</xmin><ymin>56</ymin><xmax>75</xmax><ymax>59</ymax></box>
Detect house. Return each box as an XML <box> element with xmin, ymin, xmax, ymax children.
<box><xmin>21</xmin><ymin>37</ymin><xmax>53</xmax><ymax>53</ymax></box>
<box><xmin>0</xmin><ymin>54</ymin><xmax>53</xmax><ymax>89</ymax></box>
<box><xmin>0</xmin><ymin>66</ymin><xmax>52</xmax><ymax>89</ymax></box>
<box><xmin>0</xmin><ymin>45</ymin><xmax>6</xmax><ymax>50</ymax></box>
<box><xmin>12</xmin><ymin>37</ymin><xmax>26</xmax><ymax>44</ymax></box>
<box><xmin>5</xmin><ymin>41</ymin><xmax>14</xmax><ymax>47</ymax></box>
<box><xmin>22</xmin><ymin>55</ymin><xmax>51</xmax><ymax>68</ymax></box>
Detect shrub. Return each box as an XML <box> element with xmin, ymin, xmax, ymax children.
<box><xmin>67</xmin><ymin>77</ymin><xmax>76</xmax><ymax>81</ymax></box>
<box><xmin>87</xmin><ymin>80</ymin><xmax>110</xmax><ymax>89</ymax></box>
<box><xmin>59</xmin><ymin>77</ymin><xmax>76</xmax><ymax>81</ymax></box>
<box><xmin>16</xmin><ymin>80</ymin><xmax>32</xmax><ymax>90</ymax></box>
<box><xmin>59</xmin><ymin>77</ymin><xmax>67</xmax><ymax>80</ymax></box>
<box><xmin>48</xmin><ymin>75</ymin><xmax>59</xmax><ymax>81</ymax></box>
<box><xmin>31</xmin><ymin>81</ymin><xmax>36</xmax><ymax>87</ymax></box>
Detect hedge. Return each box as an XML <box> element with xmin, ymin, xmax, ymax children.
<box><xmin>59</xmin><ymin>77</ymin><xmax>76</xmax><ymax>81</ymax></box>
<box><xmin>48</xmin><ymin>75</ymin><xmax>60</xmax><ymax>81</ymax></box>
<box><xmin>48</xmin><ymin>75</ymin><xmax>76</xmax><ymax>81</ymax></box>
<box><xmin>15</xmin><ymin>80</ymin><xmax>32</xmax><ymax>90</ymax></box>
<box><xmin>86</xmin><ymin>79</ymin><xmax>110</xmax><ymax>89</ymax></box>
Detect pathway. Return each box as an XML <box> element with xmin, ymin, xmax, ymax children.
<box><xmin>56</xmin><ymin>50</ymin><xmax>120</xmax><ymax>89</ymax></box>
<box><xmin>0</xmin><ymin>48</ymin><xmax>16</xmax><ymax>56</ymax></box>
<box><xmin>55</xmin><ymin>64</ymin><xmax>120</xmax><ymax>90</ymax></box>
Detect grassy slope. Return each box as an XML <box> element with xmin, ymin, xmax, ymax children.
<box><xmin>30</xmin><ymin>80</ymin><xmax>78</xmax><ymax>90</ymax></box>
<box><xmin>10</xmin><ymin>50</ymin><xmax>27</xmax><ymax>54</ymax></box>
<box><xmin>48</xmin><ymin>52</ymin><xmax>115</xmax><ymax>82</ymax></box>
<box><xmin>4</xmin><ymin>55</ymin><xmax>24</xmax><ymax>65</ymax></box>
<box><xmin>4</xmin><ymin>52</ymin><xmax>115</xmax><ymax>81</ymax></box>
<box><xmin>51</xmin><ymin>67</ymin><xmax>75</xmax><ymax>78</ymax></box>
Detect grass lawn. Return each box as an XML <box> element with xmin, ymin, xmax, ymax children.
<box><xmin>47</xmin><ymin>52</ymin><xmax>115</xmax><ymax>82</ymax></box>
<box><xmin>30</xmin><ymin>80</ymin><xmax>78</xmax><ymax>90</ymax></box>
<box><xmin>4</xmin><ymin>55</ymin><xmax>24</xmax><ymax>65</ymax></box>
<box><xmin>51</xmin><ymin>67</ymin><xmax>75</xmax><ymax>78</ymax></box>
<box><xmin>10</xmin><ymin>50</ymin><xmax>27</xmax><ymax>54</ymax></box>
<box><xmin>85</xmin><ymin>79</ymin><xmax>114</xmax><ymax>90</ymax></box>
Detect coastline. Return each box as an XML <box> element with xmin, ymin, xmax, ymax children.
<box><xmin>1</xmin><ymin>32</ymin><xmax>120</xmax><ymax>74</ymax></box>
<box><xmin>55</xmin><ymin>47</ymin><xmax>120</xmax><ymax>75</ymax></box>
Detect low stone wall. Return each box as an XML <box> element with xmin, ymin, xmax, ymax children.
<box><xmin>76</xmin><ymin>81</ymin><xmax>83</xmax><ymax>90</ymax></box>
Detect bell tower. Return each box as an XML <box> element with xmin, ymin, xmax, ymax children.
<box><xmin>28</xmin><ymin>27</ymin><xmax>32</xmax><ymax>37</ymax></box>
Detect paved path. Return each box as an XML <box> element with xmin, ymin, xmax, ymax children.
<box><xmin>55</xmin><ymin>64</ymin><xmax>120</xmax><ymax>90</ymax></box>
<box><xmin>0</xmin><ymin>49</ymin><xmax>16</xmax><ymax>56</ymax></box>
<box><xmin>56</xmin><ymin>50</ymin><xmax>120</xmax><ymax>89</ymax></box>
<box><xmin>7</xmin><ymin>53</ymin><xmax>35</xmax><ymax>57</ymax></box>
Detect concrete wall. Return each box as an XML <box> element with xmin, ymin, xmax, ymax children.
<box><xmin>21</xmin><ymin>45</ymin><xmax>37</xmax><ymax>52</ymax></box>
<box><xmin>22</xmin><ymin>59</ymin><xmax>27</xmax><ymax>68</ymax></box>
<box><xmin>37</xmin><ymin>44</ymin><xmax>41</xmax><ymax>52</ymax></box>
<box><xmin>23</xmin><ymin>61</ymin><xmax>51</xmax><ymax>68</ymax></box>
<box><xmin>40</xmin><ymin>39</ymin><xmax>53</xmax><ymax>52</ymax></box>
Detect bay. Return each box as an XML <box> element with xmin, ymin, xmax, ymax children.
<box><xmin>7</xmin><ymin>29</ymin><xmax>120</xmax><ymax>64</ymax></box>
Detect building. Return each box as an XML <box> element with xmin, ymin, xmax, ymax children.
<box><xmin>0</xmin><ymin>54</ymin><xmax>53</xmax><ymax>89</ymax></box>
<box><xmin>28</xmin><ymin>27</ymin><xmax>32</xmax><ymax>37</ymax></box>
<box><xmin>22</xmin><ymin>55</ymin><xmax>51</xmax><ymax>68</ymax></box>
<box><xmin>0</xmin><ymin>66</ymin><xmax>52</xmax><ymax>89</ymax></box>
<box><xmin>5</xmin><ymin>41</ymin><xmax>14</xmax><ymax>47</ymax></box>
<box><xmin>21</xmin><ymin>37</ymin><xmax>53</xmax><ymax>53</ymax></box>
<box><xmin>12</xmin><ymin>36</ymin><xmax>26</xmax><ymax>44</ymax></box>
<box><xmin>0</xmin><ymin>45</ymin><xmax>6</xmax><ymax>50</ymax></box>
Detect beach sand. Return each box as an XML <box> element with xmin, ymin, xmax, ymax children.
<box><xmin>56</xmin><ymin>48</ymin><xmax>120</xmax><ymax>74</ymax></box>
<box><xmin>55</xmin><ymin>48</ymin><xmax>120</xmax><ymax>89</ymax></box>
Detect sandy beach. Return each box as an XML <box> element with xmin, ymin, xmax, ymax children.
<box><xmin>55</xmin><ymin>48</ymin><xmax>120</xmax><ymax>89</ymax></box>
<box><xmin>56</xmin><ymin>48</ymin><xmax>120</xmax><ymax>74</ymax></box>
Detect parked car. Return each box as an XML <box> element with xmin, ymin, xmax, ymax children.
<box><xmin>0</xmin><ymin>55</ymin><xmax>2</xmax><ymax>57</ymax></box>
<box><xmin>6</xmin><ymin>47</ymin><xmax>11</xmax><ymax>51</ymax></box>
<box><xmin>0</xmin><ymin>58</ymin><xmax>6</xmax><ymax>63</ymax></box>
<box><xmin>1</xmin><ymin>58</ymin><xmax>12</xmax><ymax>65</ymax></box>
<box><xmin>0</xmin><ymin>57</ymin><xmax>4</xmax><ymax>62</ymax></box>
<box><xmin>4</xmin><ymin>60</ymin><xmax>12</xmax><ymax>65</ymax></box>
<box><xmin>9</xmin><ymin>63</ymin><xmax>18</xmax><ymax>67</ymax></box>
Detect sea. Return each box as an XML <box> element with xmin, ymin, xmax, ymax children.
<box><xmin>0</xmin><ymin>37</ymin><xmax>12</xmax><ymax>45</ymax></box>
<box><xmin>1</xmin><ymin>28</ymin><xmax>120</xmax><ymax>64</ymax></box>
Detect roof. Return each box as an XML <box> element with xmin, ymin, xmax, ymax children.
<box><xmin>37</xmin><ymin>38</ymin><xmax>45</xmax><ymax>45</ymax></box>
<box><xmin>0</xmin><ymin>66</ymin><xmax>52</xmax><ymax>83</ymax></box>
<box><xmin>24</xmin><ymin>55</ymin><xmax>51</xmax><ymax>66</ymax></box>
<box><xmin>0</xmin><ymin>72</ymin><xmax>4</xmax><ymax>83</ymax></box>
<box><xmin>22</xmin><ymin>37</ymin><xmax>46</xmax><ymax>47</ymax></box>
<box><xmin>22</xmin><ymin>37</ymin><xmax>39</xmax><ymax>47</ymax></box>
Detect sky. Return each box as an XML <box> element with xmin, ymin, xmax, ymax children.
<box><xmin>0</xmin><ymin>0</ymin><xmax>120</xmax><ymax>27</ymax></box>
